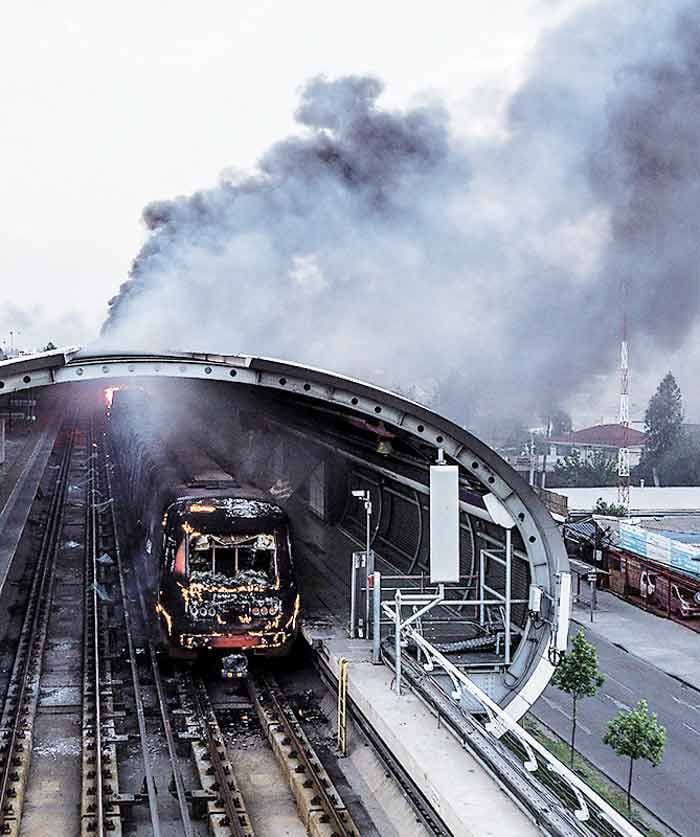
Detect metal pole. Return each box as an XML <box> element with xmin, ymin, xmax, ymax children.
<box><xmin>365</xmin><ymin>495</ymin><xmax>371</xmax><ymax>559</ymax></box>
<box><xmin>349</xmin><ymin>553</ymin><xmax>357</xmax><ymax>638</ymax></box>
<box><xmin>364</xmin><ymin>493</ymin><xmax>373</xmax><ymax>635</ymax></box>
<box><xmin>590</xmin><ymin>575</ymin><xmax>596</xmax><ymax>623</ymax></box>
<box><xmin>505</xmin><ymin>529</ymin><xmax>512</xmax><ymax>665</ymax></box>
<box><xmin>541</xmin><ymin>420</ymin><xmax>551</xmax><ymax>489</ymax></box>
<box><xmin>479</xmin><ymin>549</ymin><xmax>485</xmax><ymax>626</ymax></box>
<box><xmin>394</xmin><ymin>590</ymin><xmax>402</xmax><ymax>695</ymax></box>
<box><xmin>0</xmin><ymin>419</ymin><xmax>4</xmax><ymax>466</ymax></box>
<box><xmin>372</xmin><ymin>571</ymin><xmax>381</xmax><ymax>664</ymax></box>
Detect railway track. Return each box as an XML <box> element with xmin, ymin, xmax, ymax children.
<box><xmin>81</xmin><ymin>421</ymin><xmax>161</xmax><ymax>834</ymax></box>
<box><xmin>0</xmin><ymin>410</ymin><xmax>432</xmax><ymax>837</ymax></box>
<box><xmin>250</xmin><ymin>674</ymin><xmax>362</xmax><ymax>837</ymax></box>
<box><xmin>0</xmin><ymin>415</ymin><xmax>78</xmax><ymax>836</ymax></box>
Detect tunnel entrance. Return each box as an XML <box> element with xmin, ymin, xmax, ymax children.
<box><xmin>0</xmin><ymin>348</ymin><xmax>569</xmax><ymax>716</ymax></box>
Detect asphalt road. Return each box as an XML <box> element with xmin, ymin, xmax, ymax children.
<box><xmin>533</xmin><ymin>624</ymin><xmax>700</xmax><ymax>837</ymax></box>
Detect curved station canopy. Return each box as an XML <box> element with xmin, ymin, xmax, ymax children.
<box><xmin>0</xmin><ymin>347</ymin><xmax>569</xmax><ymax>718</ymax></box>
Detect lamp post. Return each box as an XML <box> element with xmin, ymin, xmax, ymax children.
<box><xmin>350</xmin><ymin>489</ymin><xmax>374</xmax><ymax>638</ymax></box>
<box><xmin>352</xmin><ymin>489</ymin><xmax>372</xmax><ymax>559</ymax></box>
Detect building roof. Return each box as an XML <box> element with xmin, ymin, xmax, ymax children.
<box><xmin>636</xmin><ymin>516</ymin><xmax>700</xmax><ymax>539</ymax></box>
<box><xmin>550</xmin><ymin>424</ymin><xmax>646</xmax><ymax>448</ymax></box>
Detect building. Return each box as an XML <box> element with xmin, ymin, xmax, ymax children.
<box><xmin>546</xmin><ymin>423</ymin><xmax>646</xmax><ymax>469</ymax></box>
<box><xmin>498</xmin><ymin>423</ymin><xmax>646</xmax><ymax>484</ymax></box>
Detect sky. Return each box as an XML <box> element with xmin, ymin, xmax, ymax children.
<box><xmin>1</xmin><ymin>0</ymin><xmax>697</xmax><ymax>425</ymax></box>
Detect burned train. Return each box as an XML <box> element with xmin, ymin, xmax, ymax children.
<box><xmin>107</xmin><ymin>387</ymin><xmax>300</xmax><ymax>659</ymax></box>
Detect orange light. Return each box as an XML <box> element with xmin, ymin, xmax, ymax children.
<box><xmin>103</xmin><ymin>386</ymin><xmax>122</xmax><ymax>409</ymax></box>
<box><xmin>188</xmin><ymin>503</ymin><xmax>216</xmax><ymax>513</ymax></box>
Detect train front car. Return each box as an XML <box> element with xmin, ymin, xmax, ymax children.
<box><xmin>106</xmin><ymin>385</ymin><xmax>300</xmax><ymax>667</ymax></box>
<box><xmin>157</xmin><ymin>495</ymin><xmax>300</xmax><ymax>657</ymax></box>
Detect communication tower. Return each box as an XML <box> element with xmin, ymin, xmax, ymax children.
<box><xmin>617</xmin><ymin>282</ymin><xmax>630</xmax><ymax>512</ymax></box>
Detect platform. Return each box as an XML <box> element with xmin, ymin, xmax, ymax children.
<box><xmin>301</xmin><ymin>622</ymin><xmax>539</xmax><ymax>837</ymax></box>
<box><xmin>0</xmin><ymin>421</ymin><xmax>60</xmax><ymax>595</ymax></box>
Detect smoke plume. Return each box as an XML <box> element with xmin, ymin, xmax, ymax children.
<box><xmin>101</xmin><ymin>1</ymin><xmax>700</xmax><ymax>430</ymax></box>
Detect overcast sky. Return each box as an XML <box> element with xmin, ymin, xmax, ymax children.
<box><xmin>1</xmin><ymin>1</ymin><xmax>696</xmax><ymax>422</ymax></box>
<box><xmin>0</xmin><ymin>1</ymin><xmax>587</xmax><ymax>345</ymax></box>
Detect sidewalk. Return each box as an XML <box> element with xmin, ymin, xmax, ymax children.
<box><xmin>572</xmin><ymin>588</ymin><xmax>700</xmax><ymax>692</ymax></box>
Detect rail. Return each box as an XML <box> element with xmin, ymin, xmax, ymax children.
<box><xmin>0</xmin><ymin>416</ymin><xmax>75</xmax><ymax>835</ymax></box>
<box><xmin>82</xmin><ymin>423</ymin><xmax>123</xmax><ymax>835</ymax></box>
<box><xmin>186</xmin><ymin>673</ymin><xmax>255</xmax><ymax>837</ymax></box>
<box><xmin>105</xmin><ymin>423</ymin><xmax>258</xmax><ymax>837</ymax></box>
<box><xmin>252</xmin><ymin>673</ymin><xmax>361</xmax><ymax>837</ymax></box>
<box><xmin>89</xmin><ymin>423</ymin><xmax>163</xmax><ymax>835</ymax></box>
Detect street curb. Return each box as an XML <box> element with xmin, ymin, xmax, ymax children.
<box><xmin>571</xmin><ymin>616</ymin><xmax>700</xmax><ymax>697</ymax></box>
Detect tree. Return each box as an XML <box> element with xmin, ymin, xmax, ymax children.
<box><xmin>654</xmin><ymin>431</ymin><xmax>700</xmax><ymax>486</ymax></box>
<box><xmin>552</xmin><ymin>449</ymin><xmax>617</xmax><ymax>488</ymax></box>
<box><xmin>643</xmin><ymin>373</ymin><xmax>683</xmax><ymax>462</ymax></box>
<box><xmin>42</xmin><ymin>341</ymin><xmax>56</xmax><ymax>351</ymax></box>
<box><xmin>594</xmin><ymin>498</ymin><xmax>627</xmax><ymax>517</ymax></box>
<box><xmin>604</xmin><ymin>699</ymin><xmax>665</xmax><ymax>812</ymax></box>
<box><xmin>551</xmin><ymin>629</ymin><xmax>605</xmax><ymax>767</ymax></box>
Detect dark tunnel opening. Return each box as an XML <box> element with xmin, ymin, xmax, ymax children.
<box><xmin>0</xmin><ymin>349</ymin><xmax>569</xmax><ymax>715</ymax></box>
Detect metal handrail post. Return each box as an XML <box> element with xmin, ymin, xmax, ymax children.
<box><xmin>394</xmin><ymin>590</ymin><xmax>402</xmax><ymax>695</ymax></box>
<box><xmin>349</xmin><ymin>552</ymin><xmax>358</xmax><ymax>638</ymax></box>
<box><xmin>479</xmin><ymin>549</ymin><xmax>485</xmax><ymax>626</ymax></box>
<box><xmin>372</xmin><ymin>571</ymin><xmax>382</xmax><ymax>664</ymax></box>
<box><xmin>365</xmin><ymin>549</ymin><xmax>374</xmax><ymax>635</ymax></box>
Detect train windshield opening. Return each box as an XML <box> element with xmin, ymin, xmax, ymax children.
<box><xmin>188</xmin><ymin>533</ymin><xmax>276</xmax><ymax>581</ymax></box>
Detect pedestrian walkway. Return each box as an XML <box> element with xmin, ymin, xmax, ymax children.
<box><xmin>0</xmin><ymin>422</ymin><xmax>60</xmax><ymax>596</ymax></box>
<box><xmin>572</xmin><ymin>589</ymin><xmax>700</xmax><ymax>692</ymax></box>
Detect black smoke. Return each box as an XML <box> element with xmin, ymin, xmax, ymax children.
<box><xmin>102</xmin><ymin>1</ymin><xmax>700</xmax><ymax>430</ymax></box>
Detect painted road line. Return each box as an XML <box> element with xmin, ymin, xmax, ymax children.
<box><xmin>682</xmin><ymin>721</ymin><xmax>700</xmax><ymax>738</ymax></box>
<box><xmin>673</xmin><ymin>695</ymin><xmax>700</xmax><ymax>714</ymax></box>
<box><xmin>604</xmin><ymin>694</ymin><xmax>631</xmax><ymax>712</ymax></box>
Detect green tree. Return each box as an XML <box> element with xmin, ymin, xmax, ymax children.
<box><xmin>551</xmin><ymin>629</ymin><xmax>605</xmax><ymax>767</ymax></box>
<box><xmin>643</xmin><ymin>373</ymin><xmax>683</xmax><ymax>461</ymax></box>
<box><xmin>604</xmin><ymin>699</ymin><xmax>666</xmax><ymax>812</ymax></box>
<box><xmin>655</xmin><ymin>432</ymin><xmax>700</xmax><ymax>486</ymax></box>
<box><xmin>594</xmin><ymin>498</ymin><xmax>627</xmax><ymax>517</ymax></box>
<box><xmin>552</xmin><ymin>449</ymin><xmax>617</xmax><ymax>488</ymax></box>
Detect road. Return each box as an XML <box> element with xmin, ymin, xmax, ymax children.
<box><xmin>533</xmin><ymin>624</ymin><xmax>700</xmax><ymax>837</ymax></box>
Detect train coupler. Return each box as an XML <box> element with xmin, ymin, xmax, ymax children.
<box><xmin>220</xmin><ymin>653</ymin><xmax>248</xmax><ymax>680</ymax></box>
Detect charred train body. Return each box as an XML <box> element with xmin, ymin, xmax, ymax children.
<box><xmin>108</xmin><ymin>389</ymin><xmax>300</xmax><ymax>658</ymax></box>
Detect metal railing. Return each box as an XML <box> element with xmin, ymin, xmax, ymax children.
<box><xmin>380</xmin><ymin>596</ymin><xmax>643</xmax><ymax>837</ymax></box>
<box><xmin>355</xmin><ymin>565</ymin><xmax>528</xmax><ymax>672</ymax></box>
